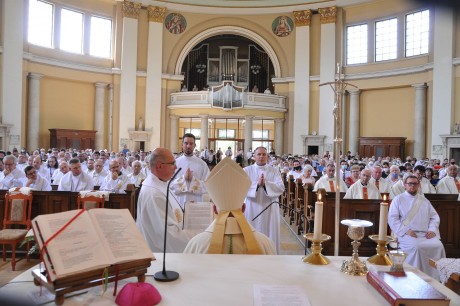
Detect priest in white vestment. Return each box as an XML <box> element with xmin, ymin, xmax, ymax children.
<box><xmin>100</xmin><ymin>160</ymin><xmax>129</xmax><ymax>193</ymax></box>
<box><xmin>436</xmin><ymin>165</ymin><xmax>460</xmax><ymax>194</ymax></box>
<box><xmin>243</xmin><ymin>147</ymin><xmax>284</xmax><ymax>254</ymax></box>
<box><xmin>313</xmin><ymin>164</ymin><xmax>348</xmax><ymax>192</ymax></box>
<box><xmin>127</xmin><ymin>160</ymin><xmax>146</xmax><ymax>187</ymax></box>
<box><xmin>369</xmin><ymin>166</ymin><xmax>391</xmax><ymax>194</ymax></box>
<box><xmin>344</xmin><ymin>169</ymin><xmax>380</xmax><ymax>199</ymax></box>
<box><xmin>388</xmin><ymin>174</ymin><xmax>445</xmax><ymax>280</ymax></box>
<box><xmin>58</xmin><ymin>158</ymin><xmax>94</xmax><ymax>192</ymax></box>
<box><xmin>0</xmin><ymin>155</ymin><xmax>25</xmax><ymax>189</ymax></box>
<box><xmin>136</xmin><ymin>148</ymin><xmax>194</xmax><ymax>253</ymax></box>
<box><xmin>184</xmin><ymin>158</ymin><xmax>275</xmax><ymax>254</ymax></box>
<box><xmin>413</xmin><ymin>165</ymin><xmax>435</xmax><ymax>194</ymax></box>
<box><xmin>174</xmin><ymin>133</ymin><xmax>210</xmax><ymax>207</ymax></box>
<box><xmin>21</xmin><ymin>165</ymin><xmax>52</xmax><ymax>191</ymax></box>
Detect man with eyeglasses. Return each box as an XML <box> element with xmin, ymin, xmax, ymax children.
<box><xmin>21</xmin><ymin>165</ymin><xmax>51</xmax><ymax>191</ymax></box>
<box><xmin>0</xmin><ymin>155</ymin><xmax>25</xmax><ymax>189</ymax></box>
<box><xmin>100</xmin><ymin>160</ymin><xmax>129</xmax><ymax>193</ymax></box>
<box><xmin>136</xmin><ymin>148</ymin><xmax>194</xmax><ymax>253</ymax></box>
<box><xmin>172</xmin><ymin>133</ymin><xmax>210</xmax><ymax>208</ymax></box>
<box><xmin>388</xmin><ymin>174</ymin><xmax>445</xmax><ymax>280</ymax></box>
<box><xmin>58</xmin><ymin>158</ymin><xmax>94</xmax><ymax>192</ymax></box>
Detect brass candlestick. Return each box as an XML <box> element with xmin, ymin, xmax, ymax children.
<box><xmin>340</xmin><ymin>219</ymin><xmax>373</xmax><ymax>276</ymax></box>
<box><xmin>367</xmin><ymin>234</ymin><xmax>394</xmax><ymax>266</ymax></box>
<box><xmin>302</xmin><ymin>233</ymin><xmax>331</xmax><ymax>265</ymax></box>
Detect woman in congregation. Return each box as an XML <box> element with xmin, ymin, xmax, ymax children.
<box><xmin>300</xmin><ymin>165</ymin><xmax>316</xmax><ymax>186</ymax></box>
<box><xmin>345</xmin><ymin>164</ymin><xmax>361</xmax><ymax>187</ymax></box>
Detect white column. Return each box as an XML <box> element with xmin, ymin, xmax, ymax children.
<box><xmin>146</xmin><ymin>6</ymin><xmax>166</xmax><ymax>150</ymax></box>
<box><xmin>292</xmin><ymin>10</ymin><xmax>311</xmax><ymax>155</ymax></box>
<box><xmin>431</xmin><ymin>6</ymin><xmax>454</xmax><ymax>159</ymax></box>
<box><xmin>413</xmin><ymin>83</ymin><xmax>427</xmax><ymax>159</ymax></box>
<box><xmin>200</xmin><ymin>114</ymin><xmax>209</xmax><ymax>150</ymax></box>
<box><xmin>2</xmin><ymin>0</ymin><xmax>24</xmax><ymax>150</ymax></box>
<box><xmin>94</xmin><ymin>82</ymin><xmax>107</xmax><ymax>150</ymax></box>
<box><xmin>27</xmin><ymin>73</ymin><xmax>43</xmax><ymax>151</ymax></box>
<box><xmin>318</xmin><ymin>7</ymin><xmax>337</xmax><ymax>153</ymax></box>
<box><xmin>348</xmin><ymin>89</ymin><xmax>360</xmax><ymax>155</ymax></box>
<box><xmin>170</xmin><ymin>115</ymin><xmax>179</xmax><ymax>153</ymax></box>
<box><xmin>341</xmin><ymin>91</ymin><xmax>347</xmax><ymax>154</ymax></box>
<box><xmin>275</xmin><ymin>118</ymin><xmax>284</xmax><ymax>155</ymax></box>
<box><xmin>107</xmin><ymin>84</ymin><xmax>114</xmax><ymax>151</ymax></box>
<box><xmin>119</xmin><ymin>2</ymin><xmax>141</xmax><ymax>150</ymax></box>
<box><xmin>244</xmin><ymin>116</ymin><xmax>254</xmax><ymax>153</ymax></box>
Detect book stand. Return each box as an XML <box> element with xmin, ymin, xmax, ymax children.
<box><xmin>31</xmin><ymin>258</ymin><xmax>151</xmax><ymax>305</ymax></box>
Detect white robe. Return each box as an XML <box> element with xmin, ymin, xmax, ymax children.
<box><xmin>127</xmin><ymin>172</ymin><xmax>146</xmax><ymax>187</ymax></box>
<box><xmin>136</xmin><ymin>174</ymin><xmax>194</xmax><ymax>253</ymax></box>
<box><xmin>388</xmin><ymin>192</ymin><xmax>445</xmax><ymax>279</ymax></box>
<box><xmin>344</xmin><ymin>181</ymin><xmax>380</xmax><ymax>199</ymax></box>
<box><xmin>91</xmin><ymin>169</ymin><xmax>108</xmax><ymax>187</ymax></box>
<box><xmin>183</xmin><ymin>217</ymin><xmax>276</xmax><ymax>254</ymax></box>
<box><xmin>313</xmin><ymin>175</ymin><xmax>348</xmax><ymax>192</ymax></box>
<box><xmin>419</xmin><ymin>177</ymin><xmax>436</xmax><ymax>194</ymax></box>
<box><xmin>57</xmin><ymin>172</ymin><xmax>94</xmax><ymax>192</ymax></box>
<box><xmin>174</xmin><ymin>155</ymin><xmax>210</xmax><ymax>206</ymax></box>
<box><xmin>243</xmin><ymin>164</ymin><xmax>284</xmax><ymax>254</ymax></box>
<box><xmin>20</xmin><ymin>174</ymin><xmax>51</xmax><ymax>191</ymax></box>
<box><xmin>389</xmin><ymin>180</ymin><xmax>405</xmax><ymax>199</ymax></box>
<box><xmin>100</xmin><ymin>173</ymin><xmax>129</xmax><ymax>193</ymax></box>
<box><xmin>0</xmin><ymin>168</ymin><xmax>25</xmax><ymax>189</ymax></box>
<box><xmin>369</xmin><ymin>177</ymin><xmax>391</xmax><ymax>194</ymax></box>
<box><xmin>436</xmin><ymin>176</ymin><xmax>460</xmax><ymax>194</ymax></box>
<box><xmin>170</xmin><ymin>175</ymin><xmax>206</xmax><ymax>209</ymax></box>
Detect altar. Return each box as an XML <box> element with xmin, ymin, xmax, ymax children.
<box><xmin>2</xmin><ymin>254</ymin><xmax>460</xmax><ymax>305</ymax></box>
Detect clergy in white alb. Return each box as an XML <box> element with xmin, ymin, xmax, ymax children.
<box><xmin>21</xmin><ymin>166</ymin><xmax>52</xmax><ymax>191</ymax></box>
<box><xmin>174</xmin><ymin>133</ymin><xmax>210</xmax><ymax>207</ymax></box>
<box><xmin>127</xmin><ymin>161</ymin><xmax>146</xmax><ymax>187</ymax></box>
<box><xmin>344</xmin><ymin>169</ymin><xmax>380</xmax><ymax>199</ymax></box>
<box><xmin>0</xmin><ymin>155</ymin><xmax>25</xmax><ymax>189</ymax></box>
<box><xmin>369</xmin><ymin>166</ymin><xmax>391</xmax><ymax>194</ymax></box>
<box><xmin>243</xmin><ymin>147</ymin><xmax>284</xmax><ymax>254</ymax></box>
<box><xmin>58</xmin><ymin>159</ymin><xmax>94</xmax><ymax>192</ymax></box>
<box><xmin>136</xmin><ymin>148</ymin><xmax>194</xmax><ymax>253</ymax></box>
<box><xmin>170</xmin><ymin>168</ymin><xmax>207</xmax><ymax>210</ymax></box>
<box><xmin>413</xmin><ymin>165</ymin><xmax>435</xmax><ymax>194</ymax></box>
<box><xmin>436</xmin><ymin>165</ymin><xmax>460</xmax><ymax>194</ymax></box>
<box><xmin>184</xmin><ymin>158</ymin><xmax>275</xmax><ymax>254</ymax></box>
<box><xmin>313</xmin><ymin>164</ymin><xmax>348</xmax><ymax>192</ymax></box>
<box><xmin>388</xmin><ymin>175</ymin><xmax>445</xmax><ymax>280</ymax></box>
<box><xmin>100</xmin><ymin>160</ymin><xmax>130</xmax><ymax>193</ymax></box>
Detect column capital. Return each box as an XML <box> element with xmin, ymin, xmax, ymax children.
<box><xmin>319</xmin><ymin>6</ymin><xmax>337</xmax><ymax>24</ymax></box>
<box><xmin>293</xmin><ymin>10</ymin><xmax>312</xmax><ymax>27</ymax></box>
<box><xmin>348</xmin><ymin>89</ymin><xmax>360</xmax><ymax>96</ymax></box>
<box><xmin>147</xmin><ymin>6</ymin><xmax>166</xmax><ymax>23</ymax></box>
<box><xmin>275</xmin><ymin>118</ymin><xmax>285</xmax><ymax>124</ymax></box>
<box><xmin>122</xmin><ymin>1</ymin><xmax>142</xmax><ymax>19</ymax></box>
<box><xmin>244</xmin><ymin>115</ymin><xmax>255</xmax><ymax>120</ymax></box>
<box><xmin>108</xmin><ymin>83</ymin><xmax>114</xmax><ymax>90</ymax></box>
<box><xmin>28</xmin><ymin>72</ymin><xmax>43</xmax><ymax>80</ymax></box>
<box><xmin>412</xmin><ymin>83</ymin><xmax>428</xmax><ymax>90</ymax></box>
<box><xmin>199</xmin><ymin>114</ymin><xmax>209</xmax><ymax>119</ymax></box>
<box><xmin>95</xmin><ymin>82</ymin><xmax>108</xmax><ymax>88</ymax></box>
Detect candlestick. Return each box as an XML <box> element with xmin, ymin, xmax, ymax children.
<box><xmin>378</xmin><ymin>200</ymin><xmax>388</xmax><ymax>241</ymax></box>
<box><xmin>313</xmin><ymin>193</ymin><xmax>323</xmax><ymax>240</ymax></box>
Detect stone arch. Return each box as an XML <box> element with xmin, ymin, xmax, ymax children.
<box><xmin>174</xmin><ymin>26</ymin><xmax>281</xmax><ymax>78</ymax></box>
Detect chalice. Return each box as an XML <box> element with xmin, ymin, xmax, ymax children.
<box><xmin>340</xmin><ymin>219</ymin><xmax>373</xmax><ymax>276</ymax></box>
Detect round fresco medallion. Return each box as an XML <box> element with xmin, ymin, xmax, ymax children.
<box><xmin>165</xmin><ymin>13</ymin><xmax>187</xmax><ymax>34</ymax></box>
<box><xmin>272</xmin><ymin>16</ymin><xmax>294</xmax><ymax>37</ymax></box>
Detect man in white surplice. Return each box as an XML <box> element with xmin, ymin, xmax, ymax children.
<box><xmin>388</xmin><ymin>174</ymin><xmax>445</xmax><ymax>280</ymax></box>
<box><xmin>243</xmin><ymin>147</ymin><xmax>284</xmax><ymax>254</ymax></box>
<box><xmin>136</xmin><ymin>148</ymin><xmax>194</xmax><ymax>253</ymax></box>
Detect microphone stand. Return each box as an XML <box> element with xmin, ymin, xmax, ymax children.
<box><xmin>154</xmin><ymin>167</ymin><xmax>182</xmax><ymax>282</ymax></box>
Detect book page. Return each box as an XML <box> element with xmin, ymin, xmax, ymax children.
<box><xmin>88</xmin><ymin>208</ymin><xmax>154</xmax><ymax>264</ymax></box>
<box><xmin>184</xmin><ymin>201</ymin><xmax>214</xmax><ymax>235</ymax></box>
<box><xmin>253</xmin><ymin>285</ymin><xmax>311</xmax><ymax>306</ymax></box>
<box><xmin>32</xmin><ymin>210</ymin><xmax>110</xmax><ymax>281</ymax></box>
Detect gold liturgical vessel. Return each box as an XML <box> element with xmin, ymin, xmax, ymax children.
<box><xmin>367</xmin><ymin>235</ymin><xmax>393</xmax><ymax>266</ymax></box>
<box><xmin>302</xmin><ymin>233</ymin><xmax>331</xmax><ymax>265</ymax></box>
<box><xmin>340</xmin><ymin>219</ymin><xmax>373</xmax><ymax>276</ymax></box>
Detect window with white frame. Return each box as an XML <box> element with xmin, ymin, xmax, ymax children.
<box><xmin>218</xmin><ymin>129</ymin><xmax>235</xmax><ymax>138</ymax></box>
<box><xmin>27</xmin><ymin>1</ymin><xmax>113</xmax><ymax>59</ymax></box>
<box><xmin>346</xmin><ymin>24</ymin><xmax>368</xmax><ymax>65</ymax></box>
<box><xmin>90</xmin><ymin>16</ymin><xmax>112</xmax><ymax>58</ymax></box>
<box><xmin>253</xmin><ymin>130</ymin><xmax>269</xmax><ymax>139</ymax></box>
<box><xmin>405</xmin><ymin>9</ymin><xmax>429</xmax><ymax>57</ymax></box>
<box><xmin>28</xmin><ymin>0</ymin><xmax>54</xmax><ymax>48</ymax></box>
<box><xmin>375</xmin><ymin>18</ymin><xmax>398</xmax><ymax>62</ymax></box>
<box><xmin>60</xmin><ymin>8</ymin><xmax>83</xmax><ymax>54</ymax></box>
<box><xmin>184</xmin><ymin>128</ymin><xmax>201</xmax><ymax>137</ymax></box>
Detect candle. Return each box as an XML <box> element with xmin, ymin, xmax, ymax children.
<box><xmin>313</xmin><ymin>193</ymin><xmax>323</xmax><ymax>240</ymax></box>
<box><xmin>378</xmin><ymin>198</ymin><xmax>388</xmax><ymax>241</ymax></box>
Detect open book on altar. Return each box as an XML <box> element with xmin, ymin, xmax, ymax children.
<box><xmin>32</xmin><ymin>209</ymin><xmax>154</xmax><ymax>282</ymax></box>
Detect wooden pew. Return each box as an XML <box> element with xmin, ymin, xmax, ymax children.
<box><xmin>0</xmin><ymin>184</ymin><xmax>137</xmax><ymax>230</ymax></box>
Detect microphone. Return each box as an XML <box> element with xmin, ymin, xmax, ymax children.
<box><xmin>154</xmin><ymin>167</ymin><xmax>182</xmax><ymax>282</ymax></box>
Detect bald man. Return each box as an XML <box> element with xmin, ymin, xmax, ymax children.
<box><xmin>344</xmin><ymin>169</ymin><xmax>381</xmax><ymax>199</ymax></box>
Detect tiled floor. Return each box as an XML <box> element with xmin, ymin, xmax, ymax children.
<box><xmin>0</xmin><ymin>218</ymin><xmax>306</xmax><ymax>286</ymax></box>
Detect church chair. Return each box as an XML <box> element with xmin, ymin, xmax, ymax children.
<box><xmin>0</xmin><ymin>188</ymin><xmax>33</xmax><ymax>271</ymax></box>
<box><xmin>77</xmin><ymin>191</ymin><xmax>107</xmax><ymax>210</ymax></box>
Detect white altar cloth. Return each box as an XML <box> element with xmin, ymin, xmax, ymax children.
<box><xmin>2</xmin><ymin>254</ymin><xmax>460</xmax><ymax>306</ymax></box>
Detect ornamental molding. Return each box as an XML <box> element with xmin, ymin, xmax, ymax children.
<box><xmin>148</xmin><ymin>6</ymin><xmax>166</xmax><ymax>23</ymax></box>
<box><xmin>293</xmin><ymin>10</ymin><xmax>311</xmax><ymax>27</ymax></box>
<box><xmin>318</xmin><ymin>6</ymin><xmax>337</xmax><ymax>24</ymax></box>
<box><xmin>122</xmin><ymin>1</ymin><xmax>141</xmax><ymax>19</ymax></box>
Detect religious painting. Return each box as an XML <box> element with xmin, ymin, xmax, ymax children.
<box><xmin>272</xmin><ymin>16</ymin><xmax>294</xmax><ymax>37</ymax></box>
<box><xmin>165</xmin><ymin>13</ymin><xmax>187</xmax><ymax>34</ymax></box>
